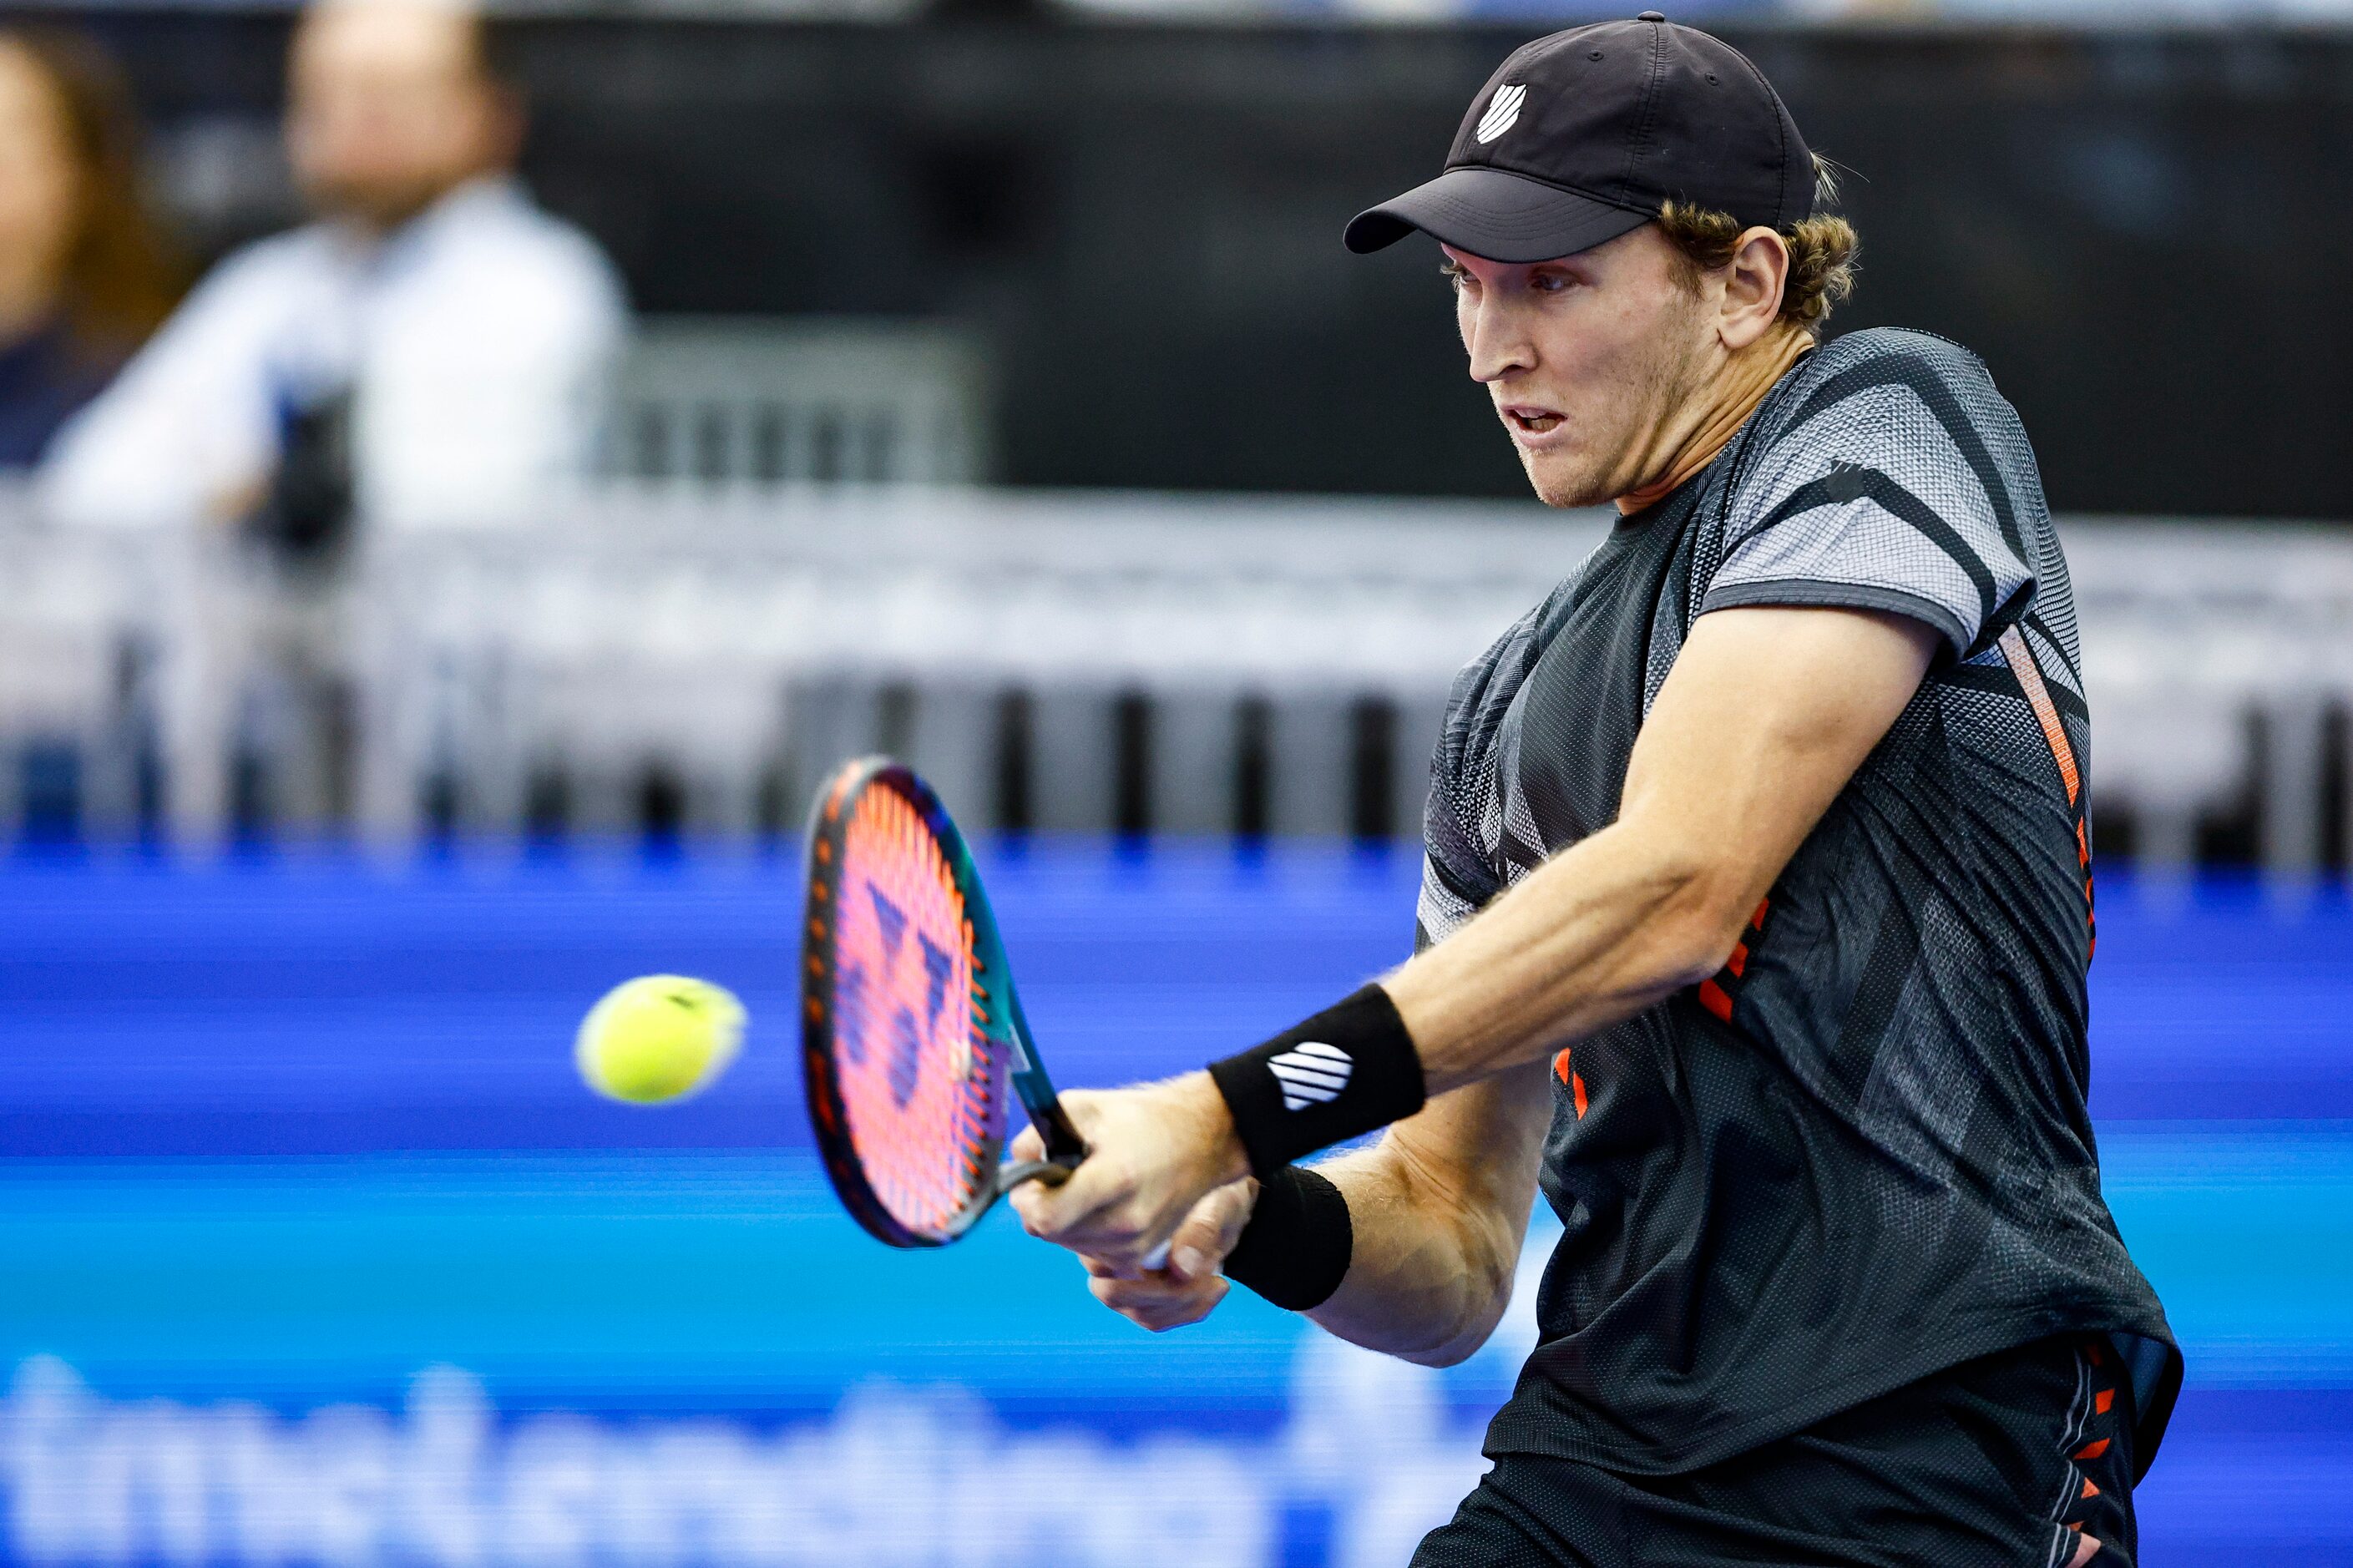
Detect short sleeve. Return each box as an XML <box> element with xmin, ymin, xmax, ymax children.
<box><xmin>1417</xmin><ymin>734</ymin><xmax>1500</xmax><ymax>951</ymax></box>
<box><xmin>1703</xmin><ymin>346</ymin><xmax>2038</xmax><ymax>662</ymax></box>
<box><xmin>1415</xmin><ymin>635</ymin><xmax>1524</xmax><ymax>952</ymax></box>
<box><xmin>1414</xmin><ymin>852</ymin><xmax>1483</xmax><ymax>953</ymax></box>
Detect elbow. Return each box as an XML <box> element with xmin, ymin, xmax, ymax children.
<box><xmin>1399</xmin><ymin>1345</ymin><xmax>1472</xmax><ymax>1370</ymax></box>
<box><xmin>1399</xmin><ymin>1319</ymin><xmax>1502</xmax><ymax>1370</ymax></box>
<box><xmin>1393</xmin><ymin>1232</ymin><xmax>1520</xmax><ymax>1369</ymax></box>
<box><xmin>1637</xmin><ymin>843</ymin><xmax>1756</xmax><ymax>991</ymax></box>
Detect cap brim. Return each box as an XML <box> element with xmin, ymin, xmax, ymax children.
<box><xmin>1343</xmin><ymin>167</ymin><xmax>1652</xmax><ymax>265</ymax></box>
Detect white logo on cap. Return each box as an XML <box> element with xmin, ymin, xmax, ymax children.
<box><xmin>1475</xmin><ymin>83</ymin><xmax>1526</xmax><ymax>144</ymax></box>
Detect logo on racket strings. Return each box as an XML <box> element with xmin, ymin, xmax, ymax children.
<box><xmin>1268</xmin><ymin>1041</ymin><xmax>1352</xmax><ymax>1110</ymax></box>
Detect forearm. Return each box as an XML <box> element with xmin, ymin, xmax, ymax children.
<box><xmin>1290</xmin><ymin>832</ymin><xmax>1744</xmax><ymax>1363</ymax></box>
<box><xmin>1386</xmin><ymin>820</ymin><xmax>1746</xmax><ymax>1098</ymax></box>
<box><xmin>1303</xmin><ymin>1065</ymin><xmax>1550</xmax><ymax>1366</ymax></box>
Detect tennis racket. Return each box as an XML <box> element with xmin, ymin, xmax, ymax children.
<box><xmin>800</xmin><ymin>756</ymin><xmax>1167</xmax><ymax>1266</ymax></box>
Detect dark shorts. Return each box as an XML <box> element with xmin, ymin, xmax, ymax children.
<box><xmin>1413</xmin><ymin>1336</ymin><xmax>2138</xmax><ymax>1568</ymax></box>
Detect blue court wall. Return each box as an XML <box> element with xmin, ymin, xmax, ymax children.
<box><xmin>1</xmin><ymin>847</ymin><xmax>2348</xmax><ymax>1565</ymax></box>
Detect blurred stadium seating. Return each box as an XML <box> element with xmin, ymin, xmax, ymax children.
<box><xmin>4</xmin><ymin>492</ymin><xmax>2350</xmax><ymax>877</ymax></box>
<box><xmin>609</xmin><ymin>320</ymin><xmax>989</xmax><ymax>487</ymax></box>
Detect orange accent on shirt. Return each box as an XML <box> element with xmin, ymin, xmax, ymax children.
<box><xmin>2094</xmin><ymin>1388</ymin><xmax>2115</xmax><ymax>1414</ymax></box>
<box><xmin>2080</xmin><ymin>1478</ymin><xmax>2100</xmax><ymax>1500</ymax></box>
<box><xmin>1698</xmin><ymin>979</ymin><xmax>1732</xmax><ymax>1022</ymax></box>
<box><xmin>2085</xmin><ymin>1342</ymin><xmax>2103</xmax><ymax>1366</ymax></box>
<box><xmin>1727</xmin><ymin>942</ymin><xmax>1749</xmax><ymax>978</ymax></box>
<box><xmin>1998</xmin><ymin>625</ymin><xmax>2080</xmax><ymax>807</ymax></box>
<box><xmin>1753</xmin><ymin>898</ymin><xmax>1770</xmax><ymax>928</ymax></box>
<box><xmin>1554</xmin><ymin>1049</ymin><xmax>1590</xmax><ymax>1120</ymax></box>
<box><xmin>2074</xmin><ymin>1439</ymin><xmax>2110</xmax><ymax>1460</ymax></box>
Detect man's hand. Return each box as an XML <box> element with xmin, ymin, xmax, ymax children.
<box><xmin>1079</xmin><ymin>1178</ymin><xmax>1257</xmax><ymax>1332</ymax></box>
<box><xmin>1005</xmin><ymin>1072</ymin><xmax>1249</xmax><ymax>1272</ymax></box>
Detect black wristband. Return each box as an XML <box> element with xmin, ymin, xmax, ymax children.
<box><xmin>1207</xmin><ymin>983</ymin><xmax>1425</xmax><ymax>1180</ymax></box>
<box><xmin>1222</xmin><ymin>1165</ymin><xmax>1353</xmax><ymax>1312</ymax></box>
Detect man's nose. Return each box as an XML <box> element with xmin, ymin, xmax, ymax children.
<box><xmin>1464</xmin><ymin>298</ymin><xmax>1533</xmax><ymax>385</ymax></box>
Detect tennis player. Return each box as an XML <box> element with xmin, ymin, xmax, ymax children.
<box><xmin>1009</xmin><ymin>15</ymin><xmax>2178</xmax><ymax>1565</ymax></box>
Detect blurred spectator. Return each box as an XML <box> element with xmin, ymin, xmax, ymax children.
<box><xmin>42</xmin><ymin>0</ymin><xmax>626</xmax><ymax>537</ymax></box>
<box><xmin>0</xmin><ymin>29</ymin><xmax>182</xmax><ymax>469</ymax></box>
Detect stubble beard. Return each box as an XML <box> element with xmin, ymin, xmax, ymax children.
<box><xmin>1511</xmin><ymin>304</ymin><xmax>1712</xmax><ymax>511</ymax></box>
<box><xmin>1516</xmin><ymin>443</ymin><xmax>1615</xmax><ymax>511</ymax></box>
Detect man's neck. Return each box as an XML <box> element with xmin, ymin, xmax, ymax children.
<box><xmin>0</xmin><ymin>262</ymin><xmax>60</xmax><ymax>352</ymax></box>
<box><xmin>1615</xmin><ymin>326</ymin><xmax>1814</xmax><ymax>515</ymax></box>
<box><xmin>326</xmin><ymin>170</ymin><xmax>501</xmax><ymax>247</ymax></box>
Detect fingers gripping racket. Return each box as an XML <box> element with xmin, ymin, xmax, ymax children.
<box><xmin>800</xmin><ymin>756</ymin><xmax>1166</xmax><ymax>1266</ymax></box>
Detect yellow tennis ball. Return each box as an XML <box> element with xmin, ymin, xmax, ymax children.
<box><xmin>575</xmin><ymin>976</ymin><xmax>746</xmax><ymax>1105</ymax></box>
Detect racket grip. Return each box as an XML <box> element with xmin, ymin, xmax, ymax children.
<box><xmin>996</xmin><ymin>1156</ymin><xmax>1080</xmax><ymax>1195</ymax></box>
<box><xmin>1030</xmin><ymin>1096</ymin><xmax>1090</xmax><ymax>1166</ymax></box>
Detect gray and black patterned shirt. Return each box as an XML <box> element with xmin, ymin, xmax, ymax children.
<box><xmin>1421</xmin><ymin>328</ymin><xmax>2179</xmax><ymax>1477</ymax></box>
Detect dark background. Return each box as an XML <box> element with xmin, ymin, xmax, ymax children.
<box><xmin>58</xmin><ymin>10</ymin><xmax>2353</xmax><ymax>514</ymax></box>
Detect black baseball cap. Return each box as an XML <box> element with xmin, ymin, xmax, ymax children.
<box><xmin>1345</xmin><ymin>13</ymin><xmax>1814</xmax><ymax>264</ymax></box>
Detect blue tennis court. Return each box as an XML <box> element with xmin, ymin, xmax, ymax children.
<box><xmin>2</xmin><ymin>846</ymin><xmax>2348</xmax><ymax>1565</ymax></box>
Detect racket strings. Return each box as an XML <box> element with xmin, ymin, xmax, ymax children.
<box><xmin>832</xmin><ymin>783</ymin><xmax>999</xmax><ymax>1237</ymax></box>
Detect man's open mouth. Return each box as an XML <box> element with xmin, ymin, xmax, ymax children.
<box><xmin>1504</xmin><ymin>406</ymin><xmax>1565</xmax><ymax>435</ymax></box>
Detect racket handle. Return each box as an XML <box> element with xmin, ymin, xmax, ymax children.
<box><xmin>1030</xmin><ymin>1096</ymin><xmax>1090</xmax><ymax>1166</ymax></box>
<box><xmin>996</xmin><ymin>1156</ymin><xmax>1080</xmax><ymax>1195</ymax></box>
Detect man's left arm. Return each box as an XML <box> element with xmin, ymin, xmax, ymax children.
<box><xmin>1010</xmin><ymin>604</ymin><xmax>1940</xmax><ymax>1270</ymax></box>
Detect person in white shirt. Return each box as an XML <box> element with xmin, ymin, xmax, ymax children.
<box><xmin>41</xmin><ymin>0</ymin><xmax>627</xmax><ymax>532</ymax></box>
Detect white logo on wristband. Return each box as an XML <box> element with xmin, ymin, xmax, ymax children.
<box><xmin>1268</xmin><ymin>1040</ymin><xmax>1353</xmax><ymax>1110</ymax></box>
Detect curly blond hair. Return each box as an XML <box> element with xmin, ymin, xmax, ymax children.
<box><xmin>1656</xmin><ymin>155</ymin><xmax>1858</xmax><ymax>336</ymax></box>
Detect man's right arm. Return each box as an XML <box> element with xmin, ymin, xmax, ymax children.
<box><xmin>1085</xmin><ymin>1061</ymin><xmax>1551</xmax><ymax>1364</ymax></box>
<box><xmin>39</xmin><ymin>245</ymin><xmax>285</xmax><ymax>528</ymax></box>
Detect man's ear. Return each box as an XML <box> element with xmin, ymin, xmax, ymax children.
<box><xmin>1718</xmin><ymin>227</ymin><xmax>1790</xmax><ymax>350</ymax></box>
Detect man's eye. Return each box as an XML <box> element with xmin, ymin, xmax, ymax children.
<box><xmin>1531</xmin><ymin>272</ymin><xmax>1571</xmax><ymax>293</ymax></box>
